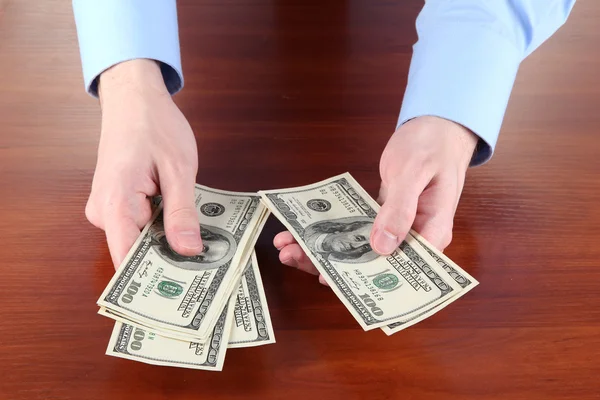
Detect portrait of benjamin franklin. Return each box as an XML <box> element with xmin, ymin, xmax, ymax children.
<box><xmin>148</xmin><ymin>216</ymin><xmax>237</xmax><ymax>271</ymax></box>
<box><xmin>304</xmin><ymin>216</ymin><xmax>378</xmax><ymax>263</ymax></box>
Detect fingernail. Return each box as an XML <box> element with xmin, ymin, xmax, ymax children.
<box><xmin>373</xmin><ymin>229</ymin><xmax>399</xmax><ymax>254</ymax></box>
<box><xmin>176</xmin><ymin>230</ymin><xmax>203</xmax><ymax>251</ymax></box>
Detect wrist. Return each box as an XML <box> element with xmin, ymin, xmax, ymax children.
<box><xmin>409</xmin><ymin>116</ymin><xmax>478</xmax><ymax>165</ymax></box>
<box><xmin>99</xmin><ymin>59</ymin><xmax>170</xmax><ymax>104</ymax></box>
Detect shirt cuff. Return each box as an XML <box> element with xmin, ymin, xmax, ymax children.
<box><xmin>398</xmin><ymin>22</ymin><xmax>521</xmax><ymax>166</ymax></box>
<box><xmin>72</xmin><ymin>0</ymin><xmax>183</xmax><ymax>97</ymax></box>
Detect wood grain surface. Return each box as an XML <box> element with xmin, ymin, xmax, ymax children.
<box><xmin>0</xmin><ymin>1</ymin><xmax>598</xmax><ymax>399</ymax></box>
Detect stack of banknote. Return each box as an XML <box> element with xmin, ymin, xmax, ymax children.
<box><xmin>97</xmin><ymin>185</ymin><xmax>275</xmax><ymax>371</ymax></box>
<box><xmin>97</xmin><ymin>173</ymin><xmax>478</xmax><ymax>371</ymax></box>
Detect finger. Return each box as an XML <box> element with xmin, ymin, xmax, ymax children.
<box><xmin>278</xmin><ymin>243</ymin><xmax>319</xmax><ymax>276</ymax></box>
<box><xmin>105</xmin><ymin>214</ymin><xmax>142</xmax><ymax>269</ymax></box>
<box><xmin>318</xmin><ymin>275</ymin><xmax>329</xmax><ymax>286</ymax></box>
<box><xmin>132</xmin><ymin>193</ymin><xmax>154</xmax><ymax>229</ymax></box>
<box><xmin>371</xmin><ymin>174</ymin><xmax>430</xmax><ymax>255</ymax></box>
<box><xmin>161</xmin><ymin>177</ymin><xmax>202</xmax><ymax>256</ymax></box>
<box><xmin>273</xmin><ymin>231</ymin><xmax>296</xmax><ymax>250</ymax></box>
<box><xmin>376</xmin><ymin>182</ymin><xmax>389</xmax><ymax>205</ymax></box>
<box><xmin>412</xmin><ymin>177</ymin><xmax>459</xmax><ymax>251</ymax></box>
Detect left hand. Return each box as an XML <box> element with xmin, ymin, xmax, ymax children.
<box><xmin>273</xmin><ymin>116</ymin><xmax>479</xmax><ymax>285</ymax></box>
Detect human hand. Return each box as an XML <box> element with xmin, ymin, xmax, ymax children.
<box><xmin>371</xmin><ymin>115</ymin><xmax>478</xmax><ymax>253</ymax></box>
<box><xmin>85</xmin><ymin>59</ymin><xmax>202</xmax><ymax>269</ymax></box>
<box><xmin>273</xmin><ymin>116</ymin><xmax>478</xmax><ymax>284</ymax></box>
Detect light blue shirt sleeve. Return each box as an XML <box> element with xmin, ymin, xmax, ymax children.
<box><xmin>399</xmin><ymin>0</ymin><xmax>577</xmax><ymax>166</ymax></box>
<box><xmin>72</xmin><ymin>0</ymin><xmax>183</xmax><ymax>97</ymax></box>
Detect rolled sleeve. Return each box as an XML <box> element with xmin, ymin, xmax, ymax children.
<box><xmin>72</xmin><ymin>0</ymin><xmax>183</xmax><ymax>97</ymax></box>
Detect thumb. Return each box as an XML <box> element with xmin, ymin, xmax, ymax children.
<box><xmin>371</xmin><ymin>176</ymin><xmax>428</xmax><ymax>255</ymax></box>
<box><xmin>161</xmin><ymin>179</ymin><xmax>202</xmax><ymax>256</ymax></box>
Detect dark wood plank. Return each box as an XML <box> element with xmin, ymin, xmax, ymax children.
<box><xmin>0</xmin><ymin>1</ymin><xmax>599</xmax><ymax>399</ymax></box>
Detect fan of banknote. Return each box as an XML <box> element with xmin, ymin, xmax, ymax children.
<box><xmin>96</xmin><ymin>173</ymin><xmax>478</xmax><ymax>371</ymax></box>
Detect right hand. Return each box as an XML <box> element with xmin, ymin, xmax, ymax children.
<box><xmin>85</xmin><ymin>59</ymin><xmax>202</xmax><ymax>269</ymax></box>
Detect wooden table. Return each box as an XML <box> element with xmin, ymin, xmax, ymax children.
<box><xmin>1</xmin><ymin>1</ymin><xmax>599</xmax><ymax>399</ymax></box>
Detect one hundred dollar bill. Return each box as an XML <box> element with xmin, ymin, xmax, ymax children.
<box><xmin>98</xmin><ymin>184</ymin><xmax>266</xmax><ymax>341</ymax></box>
<box><xmin>381</xmin><ymin>231</ymin><xmax>479</xmax><ymax>335</ymax></box>
<box><xmin>259</xmin><ymin>173</ymin><xmax>463</xmax><ymax>331</ymax></box>
<box><xmin>106</xmin><ymin>292</ymin><xmax>236</xmax><ymax>371</ymax></box>
<box><xmin>228</xmin><ymin>252</ymin><xmax>275</xmax><ymax>348</ymax></box>
<box><xmin>101</xmin><ymin>250</ymin><xmax>275</xmax><ymax>348</ymax></box>
<box><xmin>98</xmin><ymin>307</ymin><xmax>201</xmax><ymax>343</ymax></box>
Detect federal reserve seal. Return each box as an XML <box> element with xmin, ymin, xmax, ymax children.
<box><xmin>306</xmin><ymin>199</ymin><xmax>332</xmax><ymax>212</ymax></box>
<box><xmin>156</xmin><ymin>280</ymin><xmax>184</xmax><ymax>298</ymax></box>
<box><xmin>201</xmin><ymin>202</ymin><xmax>225</xmax><ymax>217</ymax></box>
<box><xmin>372</xmin><ymin>273</ymin><xmax>400</xmax><ymax>291</ymax></box>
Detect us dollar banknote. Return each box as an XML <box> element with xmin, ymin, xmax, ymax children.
<box><xmin>98</xmin><ymin>307</ymin><xmax>201</xmax><ymax>343</ymax></box>
<box><xmin>106</xmin><ymin>292</ymin><xmax>236</xmax><ymax>371</ymax></box>
<box><xmin>228</xmin><ymin>252</ymin><xmax>275</xmax><ymax>348</ymax></box>
<box><xmin>259</xmin><ymin>173</ymin><xmax>463</xmax><ymax>331</ymax></box>
<box><xmin>101</xmin><ymin>250</ymin><xmax>275</xmax><ymax>348</ymax></box>
<box><xmin>98</xmin><ymin>184</ymin><xmax>266</xmax><ymax>341</ymax></box>
<box><xmin>381</xmin><ymin>231</ymin><xmax>479</xmax><ymax>335</ymax></box>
